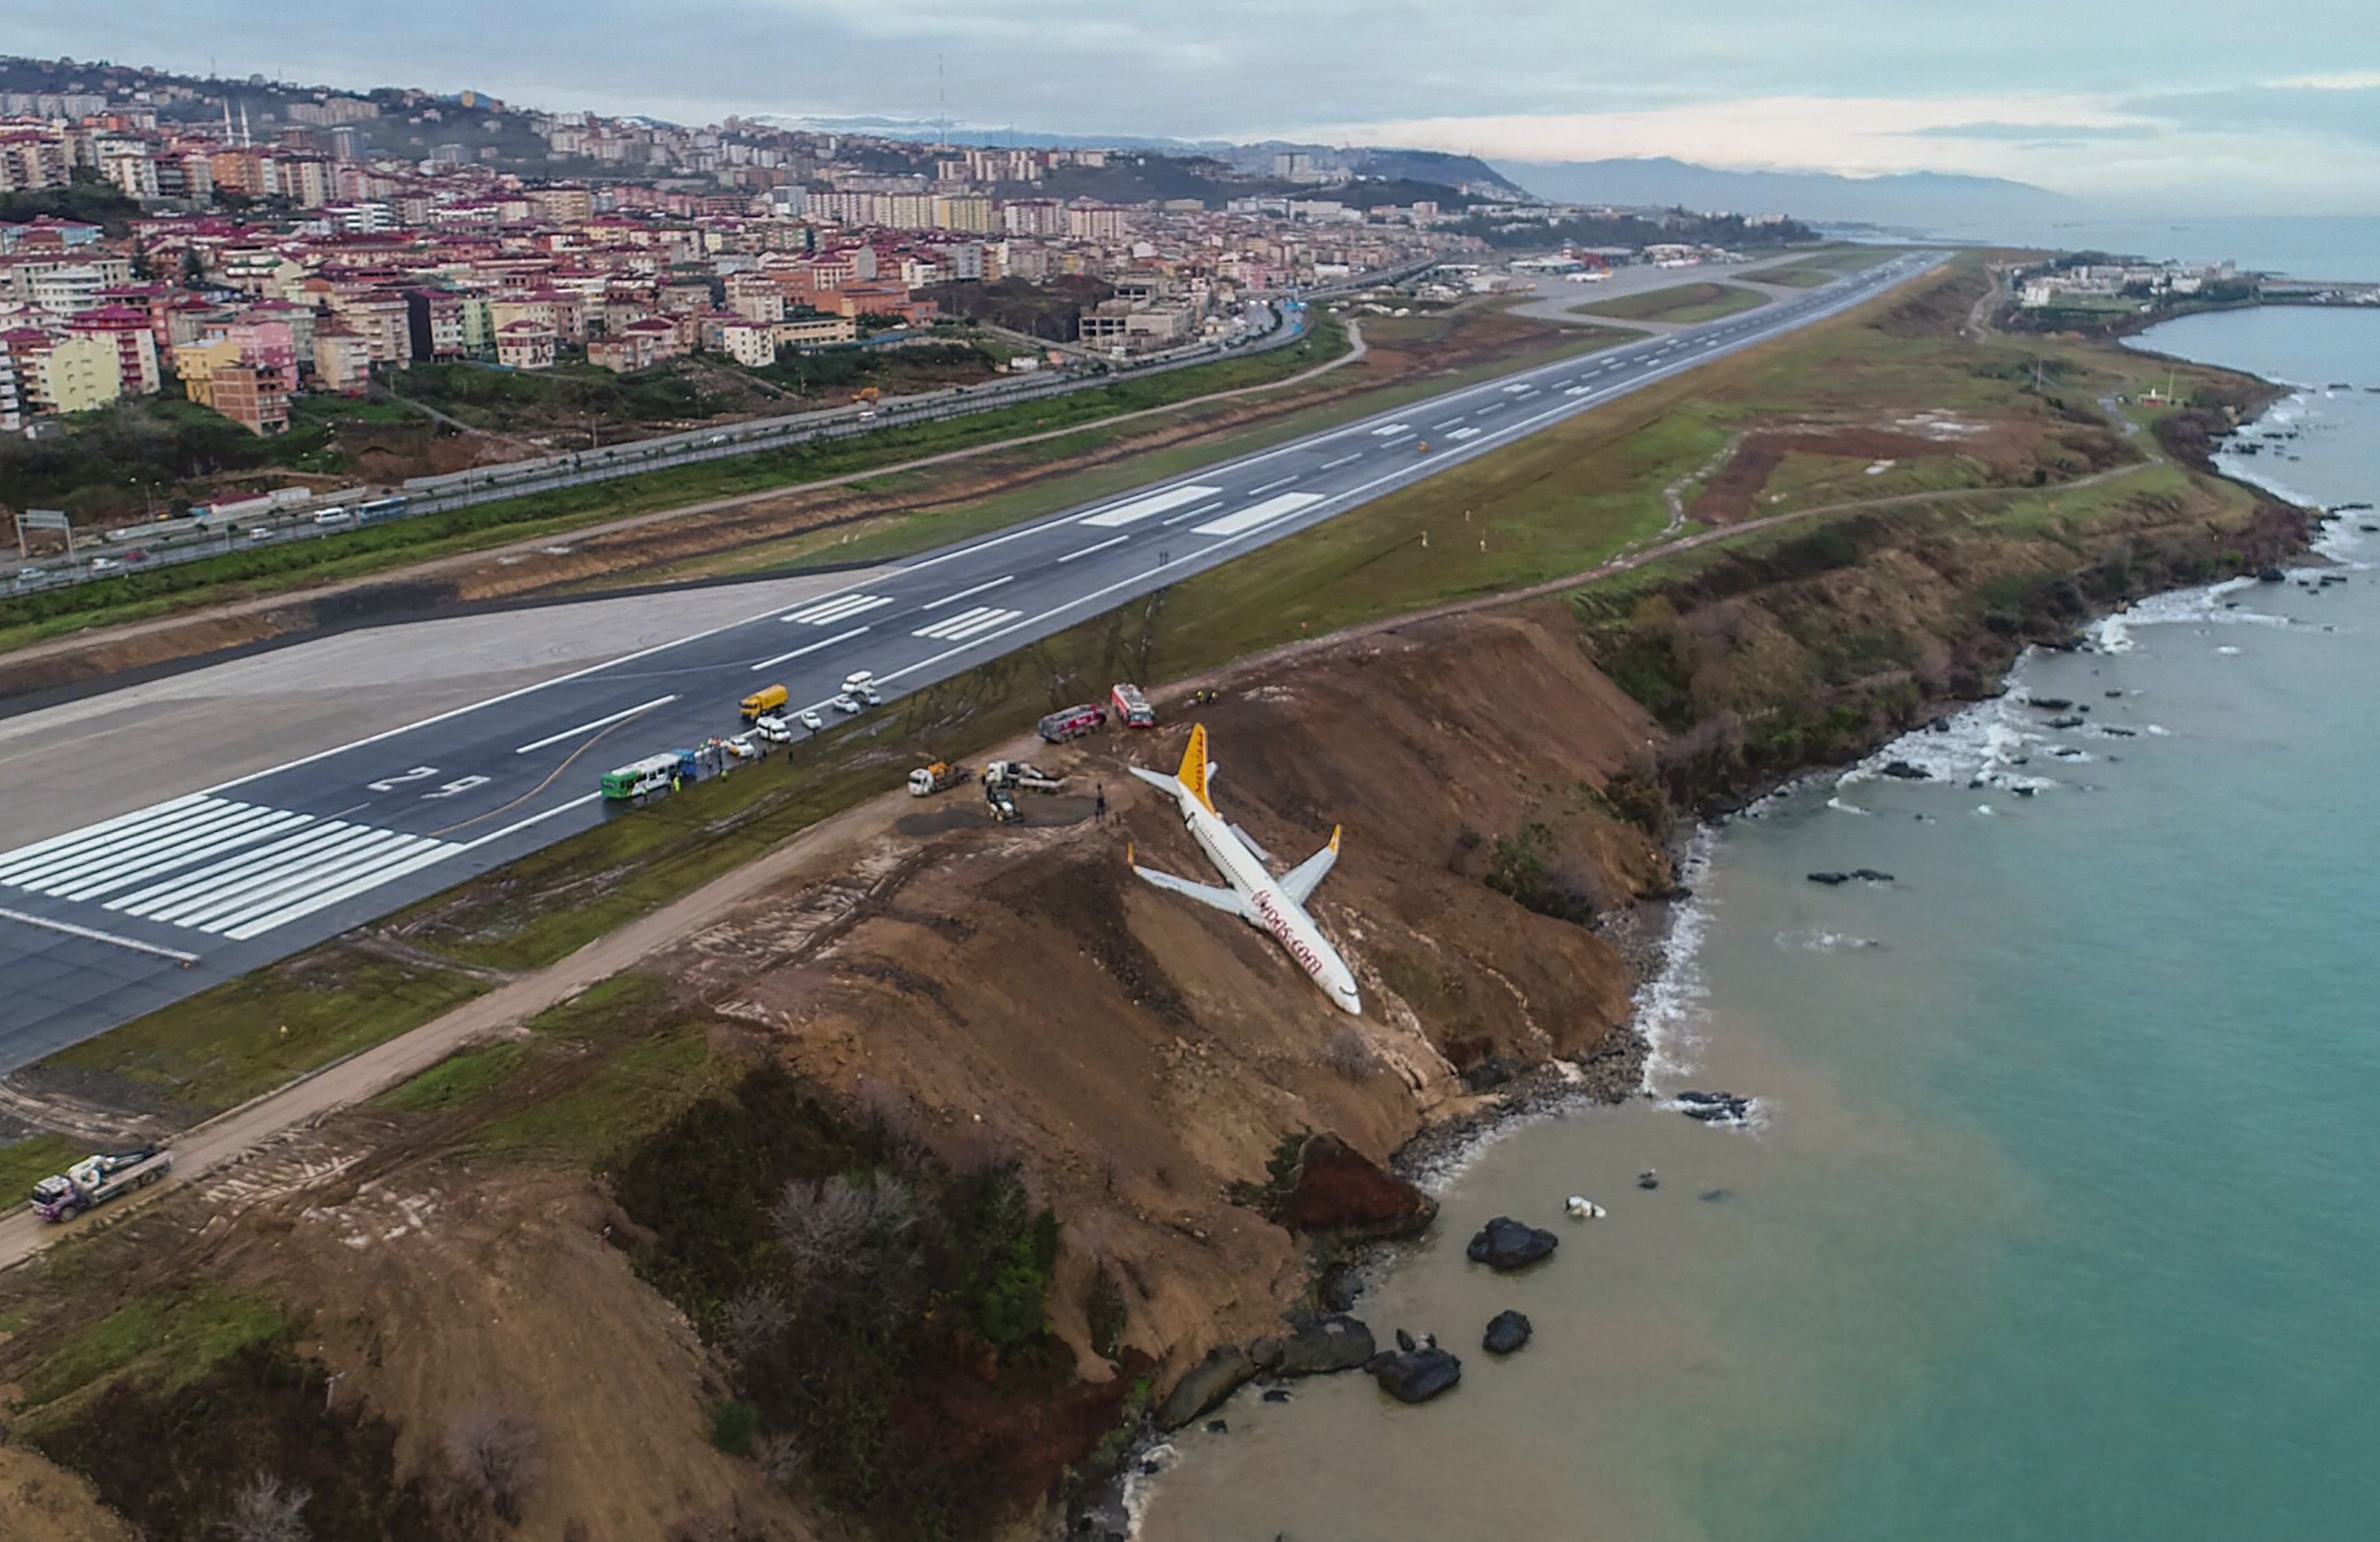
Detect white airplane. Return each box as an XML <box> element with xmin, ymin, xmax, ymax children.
<box><xmin>1128</xmin><ymin>724</ymin><xmax>1361</xmax><ymax>1014</ymax></box>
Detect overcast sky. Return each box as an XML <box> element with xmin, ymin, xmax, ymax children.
<box><xmin>23</xmin><ymin>1</ymin><xmax>2380</xmax><ymax>212</ymax></box>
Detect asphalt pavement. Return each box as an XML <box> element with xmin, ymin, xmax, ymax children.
<box><xmin>0</xmin><ymin>254</ymin><xmax>1939</xmax><ymax>1065</ymax></box>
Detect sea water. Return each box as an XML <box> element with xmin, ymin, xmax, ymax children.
<box><xmin>1136</xmin><ymin>307</ymin><xmax>2380</xmax><ymax>1541</ymax></box>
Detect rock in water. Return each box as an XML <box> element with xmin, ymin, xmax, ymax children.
<box><xmin>1675</xmin><ymin>1090</ymin><xmax>1753</xmax><ymax>1126</ymax></box>
<box><xmin>1878</xmin><ymin>760</ymin><xmax>1929</xmax><ymax>780</ymax></box>
<box><xmin>1319</xmin><ymin>1264</ymin><xmax>1364</xmax><ymax>1313</ymax></box>
<box><xmin>1395</xmin><ymin>1328</ymin><xmax>1416</xmax><ymax>1352</ymax></box>
<box><xmin>1274</xmin><ymin>1314</ymin><xmax>1376</xmax><ymax>1377</ymax></box>
<box><xmin>1368</xmin><ymin>1345</ymin><xmax>1463</xmax><ymax>1404</ymax></box>
<box><xmin>1482</xmin><ymin>1310</ymin><xmax>1533</xmax><ymax>1355</ymax></box>
<box><xmin>1274</xmin><ymin>1134</ymin><xmax>1436</xmax><ymax>1240</ymax></box>
<box><xmin>1466</xmin><ymin>1216</ymin><xmax>1559</xmax><ymax>1271</ymax></box>
<box><xmin>1806</xmin><ymin>870</ymin><xmax>1851</xmax><ymax>885</ymax></box>
<box><xmin>1156</xmin><ymin>1345</ymin><xmax>1256</xmax><ymax>1431</ymax></box>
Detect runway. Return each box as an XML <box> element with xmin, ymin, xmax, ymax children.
<box><xmin>0</xmin><ymin>252</ymin><xmax>1939</xmax><ymax>1064</ymax></box>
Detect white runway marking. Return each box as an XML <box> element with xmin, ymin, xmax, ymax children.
<box><xmin>749</xmin><ymin>626</ymin><xmax>871</xmax><ymax>671</ymax></box>
<box><xmin>1448</xmin><ymin>427</ymin><xmax>1482</xmax><ymax>441</ymax></box>
<box><xmin>1320</xmin><ymin>453</ymin><xmax>1363</xmax><ymax>470</ymax></box>
<box><xmin>782</xmin><ymin>593</ymin><xmax>894</xmax><ymax>625</ymax></box>
<box><xmin>1191</xmin><ymin>491</ymin><xmax>1326</xmax><ymax>538</ymax></box>
<box><xmin>922</xmin><ymin>574</ymin><xmax>1015</xmax><ymax>609</ymax></box>
<box><xmin>913</xmin><ymin>606</ymin><xmax>1023</xmax><ymax>641</ymax></box>
<box><xmin>514</xmin><ymin>694</ymin><xmax>679</xmax><ymax>755</ymax></box>
<box><xmin>1368</xmin><ymin>423</ymin><xmax>1413</xmax><ymax>437</ymax></box>
<box><xmin>1077</xmin><ymin>485</ymin><xmax>1223</xmax><ymax>528</ymax></box>
<box><xmin>1245</xmin><ymin>475</ymin><xmax>1302</xmax><ymax>497</ymax></box>
<box><xmin>0</xmin><ymin>907</ymin><xmax>199</xmax><ymax>964</ymax></box>
<box><xmin>0</xmin><ymin>794</ymin><xmax>477</xmax><ymax>942</ymax></box>
<box><xmin>1059</xmin><ymin>533</ymin><xmax>1131</xmax><ymax>564</ymax></box>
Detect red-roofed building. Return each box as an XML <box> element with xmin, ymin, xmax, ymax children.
<box><xmin>64</xmin><ymin>306</ymin><xmax>160</xmax><ymax>396</ymax></box>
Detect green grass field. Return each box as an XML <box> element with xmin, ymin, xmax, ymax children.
<box><xmin>38</xmin><ymin>949</ymin><xmax>489</xmax><ymax>1114</ymax></box>
<box><xmin>1573</xmin><ymin>282</ymin><xmax>1771</xmax><ymax>325</ymax></box>
<box><xmin>12</xmin><ymin>1283</ymin><xmax>286</xmax><ymax>1432</ymax></box>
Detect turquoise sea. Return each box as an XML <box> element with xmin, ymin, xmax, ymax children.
<box><xmin>1137</xmin><ymin>304</ymin><xmax>2380</xmax><ymax>1541</ymax></box>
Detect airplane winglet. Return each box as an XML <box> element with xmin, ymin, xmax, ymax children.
<box><xmin>1329</xmin><ymin>824</ymin><xmax>1341</xmax><ymax>853</ymax></box>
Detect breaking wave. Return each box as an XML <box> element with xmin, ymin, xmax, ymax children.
<box><xmin>1633</xmin><ymin>827</ymin><xmax>1716</xmax><ymax>1089</ymax></box>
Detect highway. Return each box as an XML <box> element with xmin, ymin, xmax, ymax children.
<box><xmin>12</xmin><ymin>258</ymin><xmax>1440</xmax><ymax>597</ymax></box>
<box><xmin>0</xmin><ymin>253</ymin><xmax>1939</xmax><ymax>1065</ymax></box>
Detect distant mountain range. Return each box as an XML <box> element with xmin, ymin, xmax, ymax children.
<box><xmin>762</xmin><ymin>117</ymin><xmax>1529</xmax><ymax>196</ymax></box>
<box><xmin>1496</xmin><ymin>157</ymin><xmax>2078</xmax><ymax>227</ymax></box>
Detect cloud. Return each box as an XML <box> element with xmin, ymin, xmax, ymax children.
<box><xmin>1304</xmin><ymin>94</ymin><xmax>2151</xmax><ymax>174</ymax></box>
<box><xmin>10</xmin><ymin>0</ymin><xmax>2380</xmax><ymax>212</ymax></box>
<box><xmin>2124</xmin><ymin>82</ymin><xmax>2380</xmax><ymax>144</ymax></box>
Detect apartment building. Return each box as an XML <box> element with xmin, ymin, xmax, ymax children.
<box><xmin>208</xmin><ymin>362</ymin><xmax>289</xmax><ymax>435</ymax></box>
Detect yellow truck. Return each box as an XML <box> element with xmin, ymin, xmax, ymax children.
<box><xmin>740</xmin><ymin>683</ymin><xmax>790</xmax><ymax>723</ymax></box>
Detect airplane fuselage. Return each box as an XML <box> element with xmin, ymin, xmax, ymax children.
<box><xmin>1174</xmin><ymin>792</ymin><xmax>1361</xmax><ymax>1012</ymax></box>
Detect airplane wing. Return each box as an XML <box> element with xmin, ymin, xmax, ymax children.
<box><xmin>1132</xmin><ymin>861</ymin><xmax>1248</xmax><ymax>918</ymax></box>
<box><xmin>1279</xmin><ymin>826</ymin><xmax>1341</xmax><ymax>905</ymax></box>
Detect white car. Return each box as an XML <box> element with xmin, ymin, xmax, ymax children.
<box><xmin>751</xmin><ymin>715</ymin><xmax>792</xmax><ymax>744</ymax></box>
<box><xmin>831</xmin><ymin>694</ymin><xmax>862</xmax><ymax>715</ymax></box>
<box><xmin>796</xmin><ymin>709</ymin><xmax>825</xmax><ymax>731</ymax></box>
<box><xmin>88</xmin><ymin>556</ymin><xmax>121</xmax><ymax>572</ymax></box>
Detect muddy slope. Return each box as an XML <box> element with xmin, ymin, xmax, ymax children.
<box><xmin>656</xmin><ymin>609</ymin><xmax>1666</xmax><ymax>1376</ymax></box>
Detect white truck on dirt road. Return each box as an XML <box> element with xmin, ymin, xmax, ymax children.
<box><xmin>29</xmin><ymin>1146</ymin><xmax>172</xmax><ymax>1223</ymax></box>
<box><xmin>982</xmin><ymin>761</ymin><xmax>1069</xmax><ymax>794</ymax></box>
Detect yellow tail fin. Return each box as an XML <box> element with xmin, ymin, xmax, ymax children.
<box><xmin>1177</xmin><ymin>724</ymin><xmax>1217</xmax><ymax>813</ymax></box>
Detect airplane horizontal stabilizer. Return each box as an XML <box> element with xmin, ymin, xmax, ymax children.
<box><xmin>1280</xmin><ymin>825</ymin><xmax>1341</xmax><ymax>905</ymax></box>
<box><xmin>1230</xmin><ymin>823</ymin><xmax>1275</xmax><ymax>864</ymax></box>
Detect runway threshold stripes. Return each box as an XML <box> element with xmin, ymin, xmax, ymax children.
<box><xmin>0</xmin><ymin>795</ymin><xmax>467</xmax><ymax>942</ymax></box>
<box><xmin>913</xmin><ymin>606</ymin><xmax>1023</xmax><ymax>641</ymax></box>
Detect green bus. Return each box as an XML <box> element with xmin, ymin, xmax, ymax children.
<box><xmin>600</xmin><ymin>752</ymin><xmax>682</xmax><ymax>802</ymax></box>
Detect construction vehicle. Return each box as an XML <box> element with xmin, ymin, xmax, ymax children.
<box><xmin>1110</xmin><ymin>682</ymin><xmax>1157</xmax><ymax>728</ymax></box>
<box><xmin>983</xmin><ymin>761</ymin><xmax>1068</xmax><ymax>794</ymax></box>
<box><xmin>30</xmin><ymin>1146</ymin><xmax>171</xmax><ymax>1223</ymax></box>
<box><xmin>908</xmin><ymin>761</ymin><xmax>969</xmax><ymax>796</ymax></box>
<box><xmin>741</xmin><ymin>683</ymin><xmax>790</xmax><ymax>723</ymax></box>
<box><xmin>1038</xmin><ymin>703</ymin><xmax>1106</xmax><ymax>744</ymax></box>
<box><xmin>986</xmin><ymin>784</ymin><xmax>1021</xmax><ymax>822</ymax></box>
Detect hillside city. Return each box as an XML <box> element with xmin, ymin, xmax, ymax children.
<box><xmin>0</xmin><ymin>55</ymin><xmax>1804</xmax><ymax>522</ymax></box>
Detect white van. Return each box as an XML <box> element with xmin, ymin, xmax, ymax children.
<box><xmin>313</xmin><ymin>507</ymin><xmax>352</xmax><ymax>525</ymax></box>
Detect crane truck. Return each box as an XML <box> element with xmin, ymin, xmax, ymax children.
<box><xmin>907</xmin><ymin>761</ymin><xmax>969</xmax><ymax>796</ymax></box>
<box><xmin>29</xmin><ymin>1145</ymin><xmax>171</xmax><ymax>1223</ymax></box>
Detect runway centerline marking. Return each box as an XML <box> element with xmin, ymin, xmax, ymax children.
<box><xmin>1059</xmin><ymin>533</ymin><xmax>1131</xmax><ymax>564</ymax></box>
<box><xmin>749</xmin><ymin>626</ymin><xmax>871</xmax><ymax>671</ymax></box>
<box><xmin>515</xmin><ymin>695</ymin><xmax>680</xmax><ymax>755</ymax></box>
<box><xmin>922</xmin><ymin>574</ymin><xmax>1015</xmax><ymax>609</ymax></box>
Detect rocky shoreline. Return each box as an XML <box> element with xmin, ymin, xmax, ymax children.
<box><xmin>1069</xmin><ymin>365</ymin><xmax>2326</xmax><ymax>1538</ymax></box>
